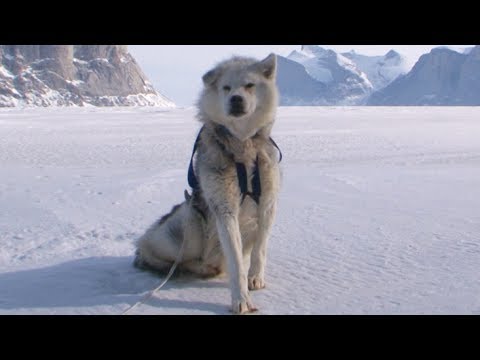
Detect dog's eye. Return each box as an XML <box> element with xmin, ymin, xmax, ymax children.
<box><xmin>223</xmin><ymin>85</ymin><xmax>231</xmax><ymax>91</ymax></box>
<box><xmin>245</xmin><ymin>83</ymin><xmax>255</xmax><ymax>89</ymax></box>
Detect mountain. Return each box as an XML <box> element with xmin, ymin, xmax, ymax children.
<box><xmin>434</xmin><ymin>46</ymin><xmax>475</xmax><ymax>55</ymax></box>
<box><xmin>341</xmin><ymin>49</ymin><xmax>408</xmax><ymax>90</ymax></box>
<box><xmin>276</xmin><ymin>56</ymin><xmax>328</xmax><ymax>105</ymax></box>
<box><xmin>277</xmin><ymin>45</ymin><xmax>374</xmax><ymax>105</ymax></box>
<box><xmin>367</xmin><ymin>46</ymin><xmax>480</xmax><ymax>105</ymax></box>
<box><xmin>0</xmin><ymin>45</ymin><xmax>175</xmax><ymax>107</ymax></box>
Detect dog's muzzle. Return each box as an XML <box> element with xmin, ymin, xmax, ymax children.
<box><xmin>229</xmin><ymin>95</ymin><xmax>245</xmax><ymax>117</ymax></box>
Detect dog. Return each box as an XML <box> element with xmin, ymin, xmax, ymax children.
<box><xmin>134</xmin><ymin>53</ymin><xmax>281</xmax><ymax>314</ymax></box>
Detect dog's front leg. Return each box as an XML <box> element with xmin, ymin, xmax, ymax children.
<box><xmin>249</xmin><ymin>156</ymin><xmax>280</xmax><ymax>291</ymax></box>
<box><xmin>214</xmin><ymin>213</ymin><xmax>256</xmax><ymax>314</ymax></box>
<box><xmin>249</xmin><ymin>199</ymin><xmax>276</xmax><ymax>290</ymax></box>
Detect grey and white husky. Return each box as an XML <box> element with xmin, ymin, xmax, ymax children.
<box><xmin>134</xmin><ymin>53</ymin><xmax>282</xmax><ymax>314</ymax></box>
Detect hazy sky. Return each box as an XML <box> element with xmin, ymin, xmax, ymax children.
<box><xmin>129</xmin><ymin>45</ymin><xmax>471</xmax><ymax>106</ymax></box>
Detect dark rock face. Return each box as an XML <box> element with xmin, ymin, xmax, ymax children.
<box><xmin>457</xmin><ymin>46</ymin><xmax>480</xmax><ymax>104</ymax></box>
<box><xmin>368</xmin><ymin>46</ymin><xmax>480</xmax><ymax>105</ymax></box>
<box><xmin>74</xmin><ymin>45</ymin><xmax>128</xmax><ymax>61</ymax></box>
<box><xmin>0</xmin><ymin>45</ymin><xmax>174</xmax><ymax>107</ymax></box>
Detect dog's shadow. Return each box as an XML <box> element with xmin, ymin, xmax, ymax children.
<box><xmin>0</xmin><ymin>256</ymin><xmax>228</xmax><ymax>314</ymax></box>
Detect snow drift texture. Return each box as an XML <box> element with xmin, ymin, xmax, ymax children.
<box><xmin>0</xmin><ymin>45</ymin><xmax>175</xmax><ymax>107</ymax></box>
<box><xmin>1</xmin><ymin>107</ymin><xmax>480</xmax><ymax>314</ymax></box>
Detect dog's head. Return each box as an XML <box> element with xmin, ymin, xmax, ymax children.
<box><xmin>198</xmin><ymin>53</ymin><xmax>278</xmax><ymax>141</ymax></box>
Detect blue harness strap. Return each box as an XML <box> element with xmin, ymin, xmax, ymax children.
<box><xmin>269</xmin><ymin>137</ymin><xmax>283</xmax><ymax>163</ymax></box>
<box><xmin>187</xmin><ymin>126</ymin><xmax>282</xmax><ymax>204</ymax></box>
<box><xmin>187</xmin><ymin>127</ymin><xmax>204</xmax><ymax>190</ymax></box>
<box><xmin>235</xmin><ymin>156</ymin><xmax>261</xmax><ymax>204</ymax></box>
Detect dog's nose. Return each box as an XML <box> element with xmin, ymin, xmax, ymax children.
<box><xmin>230</xmin><ymin>95</ymin><xmax>244</xmax><ymax>105</ymax></box>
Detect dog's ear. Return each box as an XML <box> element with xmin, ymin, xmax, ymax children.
<box><xmin>202</xmin><ymin>68</ymin><xmax>221</xmax><ymax>87</ymax></box>
<box><xmin>256</xmin><ymin>53</ymin><xmax>277</xmax><ymax>79</ymax></box>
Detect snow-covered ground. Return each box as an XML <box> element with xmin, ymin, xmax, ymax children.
<box><xmin>1</xmin><ymin>106</ymin><xmax>480</xmax><ymax>315</ymax></box>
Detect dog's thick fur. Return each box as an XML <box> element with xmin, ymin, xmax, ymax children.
<box><xmin>134</xmin><ymin>54</ymin><xmax>281</xmax><ymax>314</ymax></box>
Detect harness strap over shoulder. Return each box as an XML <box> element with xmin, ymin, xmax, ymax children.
<box><xmin>187</xmin><ymin>127</ymin><xmax>204</xmax><ymax>190</ymax></box>
<box><xmin>269</xmin><ymin>137</ymin><xmax>283</xmax><ymax>163</ymax></box>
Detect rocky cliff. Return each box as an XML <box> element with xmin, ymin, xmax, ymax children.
<box><xmin>0</xmin><ymin>45</ymin><xmax>174</xmax><ymax>107</ymax></box>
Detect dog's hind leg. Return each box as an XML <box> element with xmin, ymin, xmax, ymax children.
<box><xmin>134</xmin><ymin>248</ymin><xmax>172</xmax><ymax>273</ymax></box>
<box><xmin>134</xmin><ymin>202</ymin><xmax>188</xmax><ymax>273</ymax></box>
<box><xmin>180</xmin><ymin>259</ymin><xmax>222</xmax><ymax>278</ymax></box>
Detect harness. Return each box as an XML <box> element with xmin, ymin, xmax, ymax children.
<box><xmin>187</xmin><ymin>125</ymin><xmax>282</xmax><ymax>205</ymax></box>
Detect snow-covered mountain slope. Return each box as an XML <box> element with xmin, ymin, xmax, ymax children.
<box><xmin>342</xmin><ymin>49</ymin><xmax>409</xmax><ymax>90</ymax></box>
<box><xmin>1</xmin><ymin>106</ymin><xmax>480</xmax><ymax>314</ymax></box>
<box><xmin>277</xmin><ymin>45</ymin><xmax>375</xmax><ymax>105</ymax></box>
<box><xmin>0</xmin><ymin>45</ymin><xmax>175</xmax><ymax>108</ymax></box>
<box><xmin>276</xmin><ymin>56</ymin><xmax>327</xmax><ymax>105</ymax></box>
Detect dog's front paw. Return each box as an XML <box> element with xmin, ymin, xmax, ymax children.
<box><xmin>231</xmin><ymin>296</ymin><xmax>258</xmax><ymax>314</ymax></box>
<box><xmin>248</xmin><ymin>275</ymin><xmax>265</xmax><ymax>291</ymax></box>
